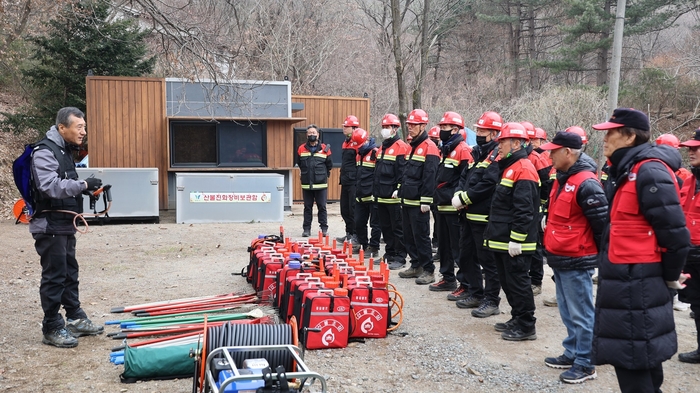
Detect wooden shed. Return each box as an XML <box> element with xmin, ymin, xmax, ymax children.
<box><xmin>85</xmin><ymin>76</ymin><xmax>370</xmax><ymax>209</ymax></box>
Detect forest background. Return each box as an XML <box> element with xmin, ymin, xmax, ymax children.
<box><xmin>1</xmin><ymin>0</ymin><xmax>700</xmax><ymax>200</ymax></box>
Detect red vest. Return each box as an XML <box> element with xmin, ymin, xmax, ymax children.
<box><xmin>544</xmin><ymin>171</ymin><xmax>599</xmax><ymax>257</ymax></box>
<box><xmin>608</xmin><ymin>159</ymin><xmax>677</xmax><ymax>264</ymax></box>
<box><xmin>680</xmin><ymin>175</ymin><xmax>700</xmax><ymax>245</ymax></box>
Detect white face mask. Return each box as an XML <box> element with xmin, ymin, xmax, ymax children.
<box><xmin>381</xmin><ymin>128</ymin><xmax>394</xmax><ymax>139</ymax></box>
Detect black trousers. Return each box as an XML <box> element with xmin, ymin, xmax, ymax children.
<box><xmin>377</xmin><ymin>203</ymin><xmax>406</xmax><ymax>262</ymax></box>
<box><xmin>529</xmin><ymin>219</ymin><xmax>544</xmax><ymax>286</ymax></box>
<box><xmin>436</xmin><ymin>213</ymin><xmax>460</xmax><ymax>282</ymax></box>
<box><xmin>494</xmin><ymin>252</ymin><xmax>536</xmax><ymax>332</ymax></box>
<box><xmin>402</xmin><ymin>205</ymin><xmax>433</xmax><ymax>273</ymax></box>
<box><xmin>354</xmin><ymin>202</ymin><xmax>380</xmax><ymax>248</ymax></box>
<box><xmin>339</xmin><ymin>185</ymin><xmax>356</xmax><ymax>235</ymax></box>
<box><xmin>614</xmin><ymin>364</ymin><xmax>663</xmax><ymax>393</ymax></box>
<box><xmin>34</xmin><ymin>233</ymin><xmax>88</xmax><ymax>334</ymax></box>
<box><xmin>456</xmin><ymin>219</ymin><xmax>478</xmax><ymax>289</ymax></box>
<box><xmin>430</xmin><ymin>204</ymin><xmax>439</xmax><ymax>246</ymax></box>
<box><xmin>467</xmin><ymin>222</ymin><xmax>501</xmax><ymax>304</ymax></box>
<box><xmin>302</xmin><ymin>189</ymin><xmax>328</xmax><ymax>232</ymax></box>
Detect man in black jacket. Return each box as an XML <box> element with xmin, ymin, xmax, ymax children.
<box><xmin>297</xmin><ymin>125</ymin><xmax>333</xmax><ymax>237</ymax></box>
<box><xmin>540</xmin><ymin>132</ymin><xmax>608</xmax><ymax>384</ymax></box>
<box><xmin>337</xmin><ymin>115</ymin><xmax>360</xmax><ymax>243</ymax></box>
<box><xmin>30</xmin><ymin>107</ymin><xmax>104</xmax><ymax>348</ymax></box>
<box><xmin>591</xmin><ymin>108</ymin><xmax>690</xmax><ymax>393</ymax></box>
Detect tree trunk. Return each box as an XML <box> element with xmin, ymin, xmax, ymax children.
<box><xmin>413</xmin><ymin>0</ymin><xmax>430</xmax><ymax>109</ymax></box>
<box><xmin>391</xmin><ymin>0</ymin><xmax>408</xmax><ymax>135</ymax></box>
<box><xmin>528</xmin><ymin>2</ymin><xmax>538</xmax><ymax>89</ymax></box>
<box><xmin>597</xmin><ymin>0</ymin><xmax>612</xmax><ymax>86</ymax></box>
<box><xmin>508</xmin><ymin>2</ymin><xmax>522</xmax><ymax>96</ymax></box>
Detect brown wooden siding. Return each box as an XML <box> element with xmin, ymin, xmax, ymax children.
<box><xmin>86</xmin><ymin>76</ymin><xmax>168</xmax><ymax>208</ymax></box>
<box><xmin>290</xmin><ymin>95</ymin><xmax>370</xmax><ymax>201</ymax></box>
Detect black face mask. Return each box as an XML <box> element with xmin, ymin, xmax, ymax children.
<box><xmin>307</xmin><ymin>135</ymin><xmax>318</xmax><ymax>142</ymax></box>
<box><xmin>440</xmin><ymin>130</ymin><xmax>452</xmax><ymax>142</ymax></box>
<box><xmin>476</xmin><ymin>136</ymin><xmax>488</xmax><ymax>146</ymax></box>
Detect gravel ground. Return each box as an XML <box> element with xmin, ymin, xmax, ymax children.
<box><xmin>1</xmin><ymin>204</ymin><xmax>699</xmax><ymax>393</ymax></box>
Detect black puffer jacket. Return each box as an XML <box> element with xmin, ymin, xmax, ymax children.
<box><xmin>592</xmin><ymin>143</ymin><xmax>690</xmax><ymax>370</ymax></box>
<box><xmin>546</xmin><ymin>153</ymin><xmax>607</xmax><ymax>270</ymax></box>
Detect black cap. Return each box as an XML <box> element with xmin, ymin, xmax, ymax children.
<box><xmin>592</xmin><ymin>108</ymin><xmax>650</xmax><ymax>132</ymax></box>
<box><xmin>540</xmin><ymin>131</ymin><xmax>583</xmax><ymax>150</ymax></box>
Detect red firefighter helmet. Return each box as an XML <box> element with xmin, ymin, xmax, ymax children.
<box><xmin>406</xmin><ymin>109</ymin><xmax>429</xmax><ymax>124</ymax></box>
<box><xmin>438</xmin><ymin>111</ymin><xmax>464</xmax><ymax>128</ymax></box>
<box><xmin>564</xmin><ymin>126</ymin><xmax>588</xmax><ymax>145</ymax></box>
<box><xmin>535</xmin><ymin>127</ymin><xmax>547</xmax><ymax>140</ymax></box>
<box><xmin>655</xmin><ymin>133</ymin><xmax>680</xmax><ymax>149</ymax></box>
<box><xmin>496</xmin><ymin>122</ymin><xmax>529</xmax><ymax>141</ymax></box>
<box><xmin>520</xmin><ymin>121</ymin><xmax>536</xmax><ymax>139</ymax></box>
<box><xmin>428</xmin><ymin>126</ymin><xmax>440</xmax><ymax>139</ymax></box>
<box><xmin>381</xmin><ymin>113</ymin><xmax>401</xmax><ymax>127</ymax></box>
<box><xmin>343</xmin><ymin>115</ymin><xmax>360</xmax><ymax>128</ymax></box>
<box><xmin>351</xmin><ymin>128</ymin><xmax>369</xmax><ymax>145</ymax></box>
<box><xmin>474</xmin><ymin>111</ymin><xmax>503</xmax><ymax>131</ymax></box>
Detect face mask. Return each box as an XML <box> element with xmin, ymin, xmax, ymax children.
<box><xmin>307</xmin><ymin>135</ymin><xmax>318</xmax><ymax>142</ymax></box>
<box><xmin>381</xmin><ymin>128</ymin><xmax>393</xmax><ymax>139</ymax></box>
<box><xmin>440</xmin><ymin>130</ymin><xmax>452</xmax><ymax>142</ymax></box>
<box><xmin>476</xmin><ymin>135</ymin><xmax>488</xmax><ymax>146</ymax></box>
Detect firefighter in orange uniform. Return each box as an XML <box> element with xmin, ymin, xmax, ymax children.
<box><xmin>297</xmin><ymin>125</ymin><xmax>333</xmax><ymax>237</ymax></box>
<box><xmin>485</xmin><ymin>122</ymin><xmax>540</xmax><ymax>341</ymax></box>
<box><xmin>675</xmin><ymin>128</ymin><xmax>700</xmax><ymax>364</ymax></box>
<box><xmin>656</xmin><ymin>133</ymin><xmax>692</xmax><ymax>183</ymax></box>
<box><xmin>374</xmin><ymin>114</ymin><xmax>409</xmax><ymax>269</ymax></box>
<box><xmin>428</xmin><ymin>112</ymin><xmax>473</xmax><ymax>292</ymax></box>
<box><xmin>397</xmin><ymin>109</ymin><xmax>441</xmax><ymax>285</ymax></box>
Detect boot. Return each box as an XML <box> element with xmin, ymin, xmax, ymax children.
<box><xmin>679</xmin><ymin>349</ymin><xmax>700</xmax><ymax>363</ymax></box>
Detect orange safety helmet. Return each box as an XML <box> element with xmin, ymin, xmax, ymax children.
<box><xmin>343</xmin><ymin>115</ymin><xmax>360</xmax><ymax>128</ymax></box>
<box><xmin>438</xmin><ymin>111</ymin><xmax>464</xmax><ymax>128</ymax></box>
<box><xmin>406</xmin><ymin>109</ymin><xmax>429</xmax><ymax>124</ymax></box>
<box><xmin>655</xmin><ymin>133</ymin><xmax>680</xmax><ymax>149</ymax></box>
<box><xmin>428</xmin><ymin>126</ymin><xmax>440</xmax><ymax>139</ymax></box>
<box><xmin>534</xmin><ymin>127</ymin><xmax>547</xmax><ymax>140</ymax></box>
<box><xmin>474</xmin><ymin>111</ymin><xmax>503</xmax><ymax>131</ymax></box>
<box><xmin>520</xmin><ymin>121</ymin><xmax>536</xmax><ymax>139</ymax></box>
<box><xmin>381</xmin><ymin>113</ymin><xmax>401</xmax><ymax>127</ymax></box>
<box><xmin>351</xmin><ymin>128</ymin><xmax>369</xmax><ymax>145</ymax></box>
<box><xmin>496</xmin><ymin>122</ymin><xmax>529</xmax><ymax>141</ymax></box>
<box><xmin>564</xmin><ymin>126</ymin><xmax>588</xmax><ymax>145</ymax></box>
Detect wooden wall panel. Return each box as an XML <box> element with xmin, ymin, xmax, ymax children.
<box><xmin>86</xmin><ymin>76</ymin><xmax>167</xmax><ymax>208</ymax></box>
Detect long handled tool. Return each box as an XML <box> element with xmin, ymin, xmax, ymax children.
<box><xmin>111</xmin><ymin>292</ymin><xmax>256</xmax><ymax>314</ymax></box>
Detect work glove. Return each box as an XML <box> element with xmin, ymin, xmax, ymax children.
<box><xmin>541</xmin><ymin>215</ymin><xmax>547</xmax><ymax>231</ymax></box>
<box><xmin>420</xmin><ymin>205</ymin><xmax>430</xmax><ymax>213</ymax></box>
<box><xmin>666</xmin><ymin>273</ymin><xmax>691</xmax><ymax>290</ymax></box>
<box><xmin>84</xmin><ymin>177</ymin><xmax>102</xmax><ymax>191</ymax></box>
<box><xmin>452</xmin><ymin>194</ymin><xmax>464</xmax><ymax>209</ymax></box>
<box><xmin>508</xmin><ymin>241</ymin><xmax>522</xmax><ymax>257</ymax></box>
<box><xmin>391</xmin><ymin>190</ymin><xmax>399</xmax><ymax>199</ymax></box>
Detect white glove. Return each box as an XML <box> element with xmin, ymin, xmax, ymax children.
<box><xmin>391</xmin><ymin>190</ymin><xmax>399</xmax><ymax>199</ymax></box>
<box><xmin>452</xmin><ymin>194</ymin><xmax>464</xmax><ymax>209</ymax></box>
<box><xmin>541</xmin><ymin>215</ymin><xmax>547</xmax><ymax>231</ymax></box>
<box><xmin>420</xmin><ymin>205</ymin><xmax>430</xmax><ymax>213</ymax></box>
<box><xmin>667</xmin><ymin>273</ymin><xmax>691</xmax><ymax>289</ymax></box>
<box><xmin>508</xmin><ymin>241</ymin><xmax>522</xmax><ymax>257</ymax></box>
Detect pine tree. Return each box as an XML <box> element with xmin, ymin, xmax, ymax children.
<box><xmin>1</xmin><ymin>0</ymin><xmax>155</xmax><ymax>134</ymax></box>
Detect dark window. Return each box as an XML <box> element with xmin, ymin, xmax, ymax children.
<box><xmin>171</xmin><ymin>122</ymin><xmax>217</xmax><ymax>166</ymax></box>
<box><xmin>321</xmin><ymin>128</ymin><xmax>345</xmax><ymax>167</ymax></box>
<box><xmin>170</xmin><ymin>120</ymin><xmax>266</xmax><ymax>167</ymax></box>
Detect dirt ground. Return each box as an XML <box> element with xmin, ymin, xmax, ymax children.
<box><xmin>1</xmin><ymin>204</ymin><xmax>699</xmax><ymax>393</ymax></box>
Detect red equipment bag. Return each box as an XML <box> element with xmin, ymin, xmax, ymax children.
<box><xmin>301</xmin><ymin>290</ymin><xmax>351</xmax><ymax>349</ymax></box>
<box><xmin>280</xmin><ymin>274</ymin><xmax>316</xmax><ymax>321</ymax></box>
<box><xmin>243</xmin><ymin>237</ymin><xmax>281</xmax><ymax>283</ymax></box>
<box><xmin>274</xmin><ymin>260</ymin><xmax>318</xmax><ymax>309</ymax></box>
<box><xmin>348</xmin><ymin>279</ymin><xmax>390</xmax><ymax>339</ymax></box>
<box><xmin>257</xmin><ymin>254</ymin><xmax>284</xmax><ymax>302</ymax></box>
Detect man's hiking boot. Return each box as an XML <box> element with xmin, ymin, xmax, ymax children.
<box><xmin>43</xmin><ymin>327</ymin><xmax>78</xmax><ymax>348</ymax></box>
<box><xmin>66</xmin><ymin>318</ymin><xmax>104</xmax><ymax>337</ymax></box>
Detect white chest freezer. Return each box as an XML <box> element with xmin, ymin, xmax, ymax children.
<box><xmin>176</xmin><ymin>173</ymin><xmax>284</xmax><ymax>224</ymax></box>
<box><xmin>76</xmin><ymin>168</ymin><xmax>159</xmax><ymax>221</ymax></box>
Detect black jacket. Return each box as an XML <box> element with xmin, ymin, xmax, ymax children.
<box><xmin>434</xmin><ymin>134</ymin><xmax>470</xmax><ymax>211</ymax></box>
<box><xmin>592</xmin><ymin>143</ymin><xmax>690</xmax><ymax>369</ymax></box>
<box><xmin>355</xmin><ymin>139</ymin><xmax>378</xmax><ymax>202</ymax></box>
<box><xmin>456</xmin><ymin>140</ymin><xmax>499</xmax><ymax>223</ymax></box>
<box><xmin>298</xmin><ymin>142</ymin><xmax>332</xmax><ymax>190</ymax></box>
<box><xmin>340</xmin><ymin>139</ymin><xmax>358</xmax><ymax>185</ymax></box>
<box><xmin>546</xmin><ymin>153</ymin><xmax>607</xmax><ymax>270</ymax></box>
<box><xmin>373</xmin><ymin>136</ymin><xmax>408</xmax><ymax>203</ymax></box>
